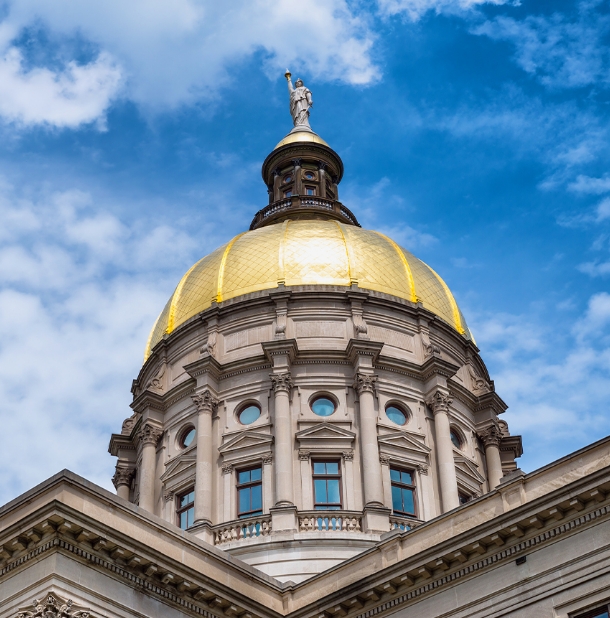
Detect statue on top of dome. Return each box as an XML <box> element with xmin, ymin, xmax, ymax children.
<box><xmin>285</xmin><ymin>70</ymin><xmax>313</xmax><ymax>128</ymax></box>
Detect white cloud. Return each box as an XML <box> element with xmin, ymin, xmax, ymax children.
<box><xmin>568</xmin><ymin>174</ymin><xmax>610</xmax><ymax>195</ymax></box>
<box><xmin>0</xmin><ymin>0</ymin><xmax>378</xmax><ymax>119</ymax></box>
<box><xmin>0</xmin><ymin>47</ymin><xmax>121</xmax><ymax>129</ymax></box>
<box><xmin>378</xmin><ymin>0</ymin><xmax>510</xmax><ymax>21</ymax></box>
<box><xmin>474</xmin><ymin>3</ymin><xmax>610</xmax><ymax>90</ymax></box>
<box><xmin>0</xmin><ymin>180</ymin><xmax>206</xmax><ymax>503</ymax></box>
<box><xmin>471</xmin><ymin>295</ymin><xmax>610</xmax><ymax>470</ymax></box>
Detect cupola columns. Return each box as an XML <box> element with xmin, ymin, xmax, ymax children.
<box><xmin>271</xmin><ymin>372</ymin><xmax>294</xmax><ymax>507</ymax></box>
<box><xmin>139</xmin><ymin>423</ymin><xmax>162</xmax><ymax>513</ymax></box>
<box><xmin>192</xmin><ymin>389</ymin><xmax>218</xmax><ymax>531</ymax></box>
<box><xmin>427</xmin><ymin>391</ymin><xmax>460</xmax><ymax>512</ymax></box>
<box><xmin>481</xmin><ymin>424</ymin><xmax>504</xmax><ymax>490</ymax></box>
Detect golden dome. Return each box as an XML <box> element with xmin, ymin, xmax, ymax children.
<box><xmin>145</xmin><ymin>220</ymin><xmax>473</xmax><ymax>360</ymax></box>
<box><xmin>275</xmin><ymin>130</ymin><xmax>329</xmax><ymax>149</ymax></box>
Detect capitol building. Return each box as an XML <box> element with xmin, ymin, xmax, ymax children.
<box><xmin>2</xmin><ymin>77</ymin><xmax>610</xmax><ymax>618</ymax></box>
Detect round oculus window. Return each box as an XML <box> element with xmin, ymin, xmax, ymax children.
<box><xmin>304</xmin><ymin>172</ymin><xmax>315</xmax><ymax>180</ymax></box>
<box><xmin>180</xmin><ymin>427</ymin><xmax>196</xmax><ymax>448</ymax></box>
<box><xmin>385</xmin><ymin>405</ymin><xmax>407</xmax><ymax>426</ymax></box>
<box><xmin>239</xmin><ymin>404</ymin><xmax>261</xmax><ymax>425</ymax></box>
<box><xmin>450</xmin><ymin>429</ymin><xmax>463</xmax><ymax>449</ymax></box>
<box><xmin>311</xmin><ymin>397</ymin><xmax>336</xmax><ymax>417</ymax></box>
<box><xmin>284</xmin><ymin>175</ymin><xmax>292</xmax><ymax>183</ymax></box>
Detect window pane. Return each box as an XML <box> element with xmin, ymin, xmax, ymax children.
<box><xmin>239</xmin><ymin>405</ymin><xmax>261</xmax><ymax>425</ymax></box>
<box><xmin>327</xmin><ymin>479</ymin><xmax>340</xmax><ymax>504</ymax></box>
<box><xmin>390</xmin><ymin>468</ymin><xmax>400</xmax><ymax>482</ymax></box>
<box><xmin>402</xmin><ymin>488</ymin><xmax>415</xmax><ymax>514</ymax></box>
<box><xmin>180</xmin><ymin>511</ymin><xmax>188</xmax><ymax>529</ymax></box>
<box><xmin>313</xmin><ymin>462</ymin><xmax>326</xmax><ymax>474</ymax></box>
<box><xmin>326</xmin><ymin>462</ymin><xmax>339</xmax><ymax>474</ymax></box>
<box><xmin>186</xmin><ymin>507</ymin><xmax>194</xmax><ymax>528</ymax></box>
<box><xmin>180</xmin><ymin>491</ymin><xmax>194</xmax><ymax>507</ymax></box>
<box><xmin>401</xmin><ymin>471</ymin><xmax>413</xmax><ymax>484</ymax></box>
<box><xmin>239</xmin><ymin>487</ymin><xmax>250</xmax><ymax>514</ymax></box>
<box><xmin>314</xmin><ymin>479</ymin><xmax>328</xmax><ymax>503</ymax></box>
<box><xmin>250</xmin><ymin>467</ymin><xmax>262</xmax><ymax>481</ymax></box>
<box><xmin>181</xmin><ymin>428</ymin><xmax>196</xmax><ymax>448</ymax></box>
<box><xmin>311</xmin><ymin>397</ymin><xmax>335</xmax><ymax>416</ymax></box>
<box><xmin>391</xmin><ymin>485</ymin><xmax>402</xmax><ymax>512</ymax></box>
<box><xmin>251</xmin><ymin>484</ymin><xmax>262</xmax><ymax>512</ymax></box>
<box><xmin>238</xmin><ymin>470</ymin><xmax>250</xmax><ymax>484</ymax></box>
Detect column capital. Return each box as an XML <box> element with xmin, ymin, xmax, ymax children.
<box><xmin>353</xmin><ymin>372</ymin><xmax>377</xmax><ymax>395</ymax></box>
<box><xmin>342</xmin><ymin>450</ymin><xmax>354</xmax><ymax>462</ymax></box>
<box><xmin>112</xmin><ymin>465</ymin><xmax>134</xmax><ymax>489</ymax></box>
<box><xmin>192</xmin><ymin>389</ymin><xmax>219</xmax><ymax>414</ymax></box>
<box><xmin>298</xmin><ymin>450</ymin><xmax>310</xmax><ymax>461</ymax></box>
<box><xmin>221</xmin><ymin>463</ymin><xmax>234</xmax><ymax>475</ymax></box>
<box><xmin>140</xmin><ymin>422</ymin><xmax>163</xmax><ymax>446</ymax></box>
<box><xmin>270</xmin><ymin>371</ymin><xmax>293</xmax><ymax>393</ymax></box>
<box><xmin>479</xmin><ymin>423</ymin><xmax>502</xmax><ymax>447</ymax></box>
<box><xmin>379</xmin><ymin>454</ymin><xmax>390</xmax><ymax>466</ymax></box>
<box><xmin>426</xmin><ymin>390</ymin><xmax>453</xmax><ymax>415</ymax></box>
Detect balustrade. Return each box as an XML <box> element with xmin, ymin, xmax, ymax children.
<box><xmin>298</xmin><ymin>510</ymin><xmax>362</xmax><ymax>533</ymax></box>
<box><xmin>389</xmin><ymin>515</ymin><xmax>423</xmax><ymax>532</ymax></box>
<box><xmin>213</xmin><ymin>515</ymin><xmax>272</xmax><ymax>545</ymax></box>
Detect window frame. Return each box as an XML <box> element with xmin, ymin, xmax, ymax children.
<box><xmin>304</xmin><ymin>186</ymin><xmax>316</xmax><ymax>196</ymax></box>
<box><xmin>236</xmin><ymin>465</ymin><xmax>263</xmax><ymax>519</ymax></box>
<box><xmin>389</xmin><ymin>465</ymin><xmax>418</xmax><ymax>517</ymax></box>
<box><xmin>312</xmin><ymin>459</ymin><xmax>343</xmax><ymax>510</ymax></box>
<box><xmin>176</xmin><ymin>487</ymin><xmax>195</xmax><ymax>530</ymax></box>
<box><xmin>574</xmin><ymin>605</ymin><xmax>610</xmax><ymax>618</ymax></box>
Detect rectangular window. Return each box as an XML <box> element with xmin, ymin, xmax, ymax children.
<box><xmin>284</xmin><ymin>189</ymin><xmax>292</xmax><ymax>198</ymax></box>
<box><xmin>390</xmin><ymin>467</ymin><xmax>416</xmax><ymax>516</ymax></box>
<box><xmin>575</xmin><ymin>606</ymin><xmax>610</xmax><ymax>618</ymax></box>
<box><xmin>305</xmin><ymin>186</ymin><xmax>316</xmax><ymax>196</ymax></box>
<box><xmin>459</xmin><ymin>492</ymin><xmax>472</xmax><ymax>505</ymax></box>
<box><xmin>177</xmin><ymin>488</ymin><xmax>195</xmax><ymax>530</ymax></box>
<box><xmin>313</xmin><ymin>460</ymin><xmax>342</xmax><ymax>510</ymax></box>
<box><xmin>237</xmin><ymin>466</ymin><xmax>263</xmax><ymax>518</ymax></box>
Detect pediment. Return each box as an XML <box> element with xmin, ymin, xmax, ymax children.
<box><xmin>295</xmin><ymin>422</ymin><xmax>356</xmax><ymax>444</ymax></box>
<box><xmin>454</xmin><ymin>455</ymin><xmax>485</xmax><ymax>484</ymax></box>
<box><xmin>160</xmin><ymin>452</ymin><xmax>196</xmax><ymax>482</ymax></box>
<box><xmin>378</xmin><ymin>430</ymin><xmax>431</xmax><ymax>456</ymax></box>
<box><xmin>219</xmin><ymin>430</ymin><xmax>274</xmax><ymax>454</ymax></box>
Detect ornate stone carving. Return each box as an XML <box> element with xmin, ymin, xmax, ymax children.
<box><xmin>426</xmin><ymin>390</ymin><xmax>453</xmax><ymax>414</ymax></box>
<box><xmin>163</xmin><ymin>491</ymin><xmax>175</xmax><ymax>502</ymax></box>
<box><xmin>16</xmin><ymin>593</ymin><xmax>91</xmax><ymax>618</ymax></box>
<box><xmin>342</xmin><ymin>450</ymin><xmax>354</xmax><ymax>461</ymax></box>
<box><xmin>420</xmin><ymin>329</ymin><xmax>440</xmax><ymax>358</ymax></box>
<box><xmin>417</xmin><ymin>464</ymin><xmax>429</xmax><ymax>475</ymax></box>
<box><xmin>352</xmin><ymin>310</ymin><xmax>368</xmax><ymax>340</ymax></box>
<box><xmin>140</xmin><ymin>423</ymin><xmax>163</xmax><ymax>446</ymax></box>
<box><xmin>298</xmin><ymin>450</ymin><xmax>310</xmax><ymax>461</ymax></box>
<box><xmin>480</xmin><ymin>423</ymin><xmax>502</xmax><ymax>448</ymax></box>
<box><xmin>192</xmin><ymin>389</ymin><xmax>219</xmax><ymax>414</ymax></box>
<box><xmin>275</xmin><ymin>308</ymin><xmax>287</xmax><ymax>340</ymax></box>
<box><xmin>467</xmin><ymin>364</ymin><xmax>489</xmax><ymax>393</ymax></box>
<box><xmin>379</xmin><ymin>454</ymin><xmax>390</xmax><ymax>466</ymax></box>
<box><xmin>200</xmin><ymin>329</ymin><xmax>217</xmax><ymax>358</ymax></box>
<box><xmin>221</xmin><ymin>463</ymin><xmax>234</xmax><ymax>475</ymax></box>
<box><xmin>112</xmin><ymin>465</ymin><xmax>134</xmax><ymax>489</ymax></box>
<box><xmin>147</xmin><ymin>363</ymin><xmax>165</xmax><ymax>392</ymax></box>
<box><xmin>353</xmin><ymin>373</ymin><xmax>377</xmax><ymax>395</ymax></box>
<box><xmin>262</xmin><ymin>454</ymin><xmax>273</xmax><ymax>465</ymax></box>
<box><xmin>270</xmin><ymin>372</ymin><xmax>293</xmax><ymax>393</ymax></box>
<box><xmin>121</xmin><ymin>413</ymin><xmax>137</xmax><ymax>435</ymax></box>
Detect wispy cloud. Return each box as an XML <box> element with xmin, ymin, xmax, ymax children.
<box><xmin>378</xmin><ymin>0</ymin><xmax>511</xmax><ymax>21</ymax></box>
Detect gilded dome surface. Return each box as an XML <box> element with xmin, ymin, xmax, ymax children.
<box><xmin>145</xmin><ymin>220</ymin><xmax>473</xmax><ymax>359</ymax></box>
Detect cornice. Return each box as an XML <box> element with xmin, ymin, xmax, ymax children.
<box><xmin>184</xmin><ymin>355</ymin><xmax>223</xmax><ymax>380</ymax></box>
<box><xmin>130</xmin><ymin>390</ymin><xmax>165</xmax><ymax>414</ymax></box>
<box><xmin>419</xmin><ymin>355</ymin><xmax>460</xmax><ymax>382</ymax></box>
<box><xmin>262</xmin><ymin>339</ymin><xmax>299</xmax><ymax>363</ymax></box>
<box><xmin>346</xmin><ymin>339</ymin><xmax>384</xmax><ymax>364</ymax></box>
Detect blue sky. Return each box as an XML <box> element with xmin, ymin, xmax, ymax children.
<box><xmin>1</xmin><ymin>0</ymin><xmax>610</xmax><ymax>504</ymax></box>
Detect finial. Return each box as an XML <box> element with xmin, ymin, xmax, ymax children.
<box><xmin>284</xmin><ymin>69</ymin><xmax>292</xmax><ymax>81</ymax></box>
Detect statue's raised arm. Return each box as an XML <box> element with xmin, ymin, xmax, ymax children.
<box><xmin>285</xmin><ymin>70</ymin><xmax>313</xmax><ymax>129</ymax></box>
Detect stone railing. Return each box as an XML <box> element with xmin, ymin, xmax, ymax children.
<box><xmin>249</xmin><ymin>197</ymin><xmax>360</xmax><ymax>230</ymax></box>
<box><xmin>213</xmin><ymin>514</ymin><xmax>272</xmax><ymax>545</ymax></box>
<box><xmin>389</xmin><ymin>515</ymin><xmax>423</xmax><ymax>532</ymax></box>
<box><xmin>298</xmin><ymin>510</ymin><xmax>362</xmax><ymax>533</ymax></box>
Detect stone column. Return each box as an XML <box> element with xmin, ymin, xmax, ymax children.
<box><xmin>139</xmin><ymin>423</ymin><xmax>162</xmax><ymax>513</ymax></box>
<box><xmin>299</xmin><ymin>451</ymin><xmax>313</xmax><ymax>510</ymax></box>
<box><xmin>270</xmin><ymin>372</ymin><xmax>294</xmax><ymax>507</ymax></box>
<box><xmin>292</xmin><ymin>159</ymin><xmax>302</xmax><ymax>195</ymax></box>
<box><xmin>112</xmin><ymin>465</ymin><xmax>133</xmax><ymax>502</ymax></box>
<box><xmin>221</xmin><ymin>464</ymin><xmax>233</xmax><ymax>522</ymax></box>
<box><xmin>427</xmin><ymin>391</ymin><xmax>459</xmax><ymax>513</ymax></box>
<box><xmin>273</xmin><ymin>168</ymin><xmax>281</xmax><ymax>202</ymax></box>
<box><xmin>262</xmin><ymin>455</ymin><xmax>274</xmax><ymax>513</ymax></box>
<box><xmin>318</xmin><ymin>161</ymin><xmax>327</xmax><ymax>198</ymax></box>
<box><xmin>354</xmin><ymin>373</ymin><xmax>384</xmax><ymax>507</ymax></box>
<box><xmin>481</xmin><ymin>424</ymin><xmax>504</xmax><ymax>490</ymax></box>
<box><xmin>342</xmin><ymin>450</ymin><xmax>355</xmax><ymax>510</ymax></box>
<box><xmin>192</xmin><ymin>390</ymin><xmax>218</xmax><ymax>528</ymax></box>
<box><xmin>379</xmin><ymin>454</ymin><xmax>393</xmax><ymax>511</ymax></box>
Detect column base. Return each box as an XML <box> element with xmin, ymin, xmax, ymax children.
<box><xmin>270</xmin><ymin>505</ymin><xmax>298</xmax><ymax>533</ymax></box>
<box><xmin>362</xmin><ymin>504</ymin><xmax>391</xmax><ymax>533</ymax></box>
<box><xmin>190</xmin><ymin>520</ymin><xmax>214</xmax><ymax>545</ymax></box>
